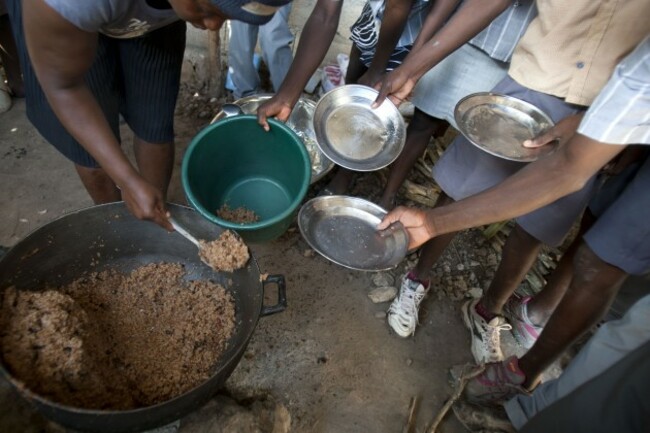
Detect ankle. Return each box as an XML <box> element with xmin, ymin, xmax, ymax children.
<box><xmin>475</xmin><ymin>300</ymin><xmax>497</xmax><ymax>321</ymax></box>
<box><xmin>506</xmin><ymin>356</ymin><xmax>526</xmax><ymax>378</ymax></box>
<box><xmin>515</xmin><ymin>357</ymin><xmax>541</xmax><ymax>389</ymax></box>
<box><xmin>407</xmin><ymin>271</ymin><xmax>429</xmax><ymax>288</ymax></box>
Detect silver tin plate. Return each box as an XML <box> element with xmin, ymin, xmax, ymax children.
<box><xmin>313</xmin><ymin>85</ymin><xmax>406</xmax><ymax>172</ymax></box>
<box><xmin>454</xmin><ymin>92</ymin><xmax>556</xmax><ymax>162</ymax></box>
<box><xmin>298</xmin><ymin>195</ymin><xmax>408</xmax><ymax>271</ymax></box>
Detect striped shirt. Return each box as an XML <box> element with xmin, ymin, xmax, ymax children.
<box><xmin>578</xmin><ymin>36</ymin><xmax>650</xmax><ymax>146</ymax></box>
<box><xmin>350</xmin><ymin>0</ymin><xmax>430</xmax><ymax>52</ymax></box>
<box><xmin>469</xmin><ymin>0</ymin><xmax>537</xmax><ymax>63</ymax></box>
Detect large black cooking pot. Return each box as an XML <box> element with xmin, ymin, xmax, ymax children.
<box><xmin>0</xmin><ymin>203</ymin><xmax>286</xmax><ymax>433</ymax></box>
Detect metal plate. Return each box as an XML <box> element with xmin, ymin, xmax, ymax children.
<box><xmin>298</xmin><ymin>196</ymin><xmax>408</xmax><ymax>271</ymax></box>
<box><xmin>313</xmin><ymin>85</ymin><xmax>406</xmax><ymax>171</ymax></box>
<box><xmin>454</xmin><ymin>93</ymin><xmax>556</xmax><ymax>162</ymax></box>
<box><xmin>212</xmin><ymin>94</ymin><xmax>334</xmax><ymax>184</ymax></box>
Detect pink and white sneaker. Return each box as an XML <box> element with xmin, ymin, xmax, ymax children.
<box><xmin>504</xmin><ymin>296</ymin><xmax>544</xmax><ymax>349</ymax></box>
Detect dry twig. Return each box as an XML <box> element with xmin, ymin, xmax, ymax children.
<box><xmin>426</xmin><ymin>365</ymin><xmax>486</xmax><ymax>433</ymax></box>
<box><xmin>402</xmin><ymin>396</ymin><xmax>420</xmax><ymax>433</ymax></box>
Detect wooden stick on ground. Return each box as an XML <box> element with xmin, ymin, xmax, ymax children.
<box><xmin>426</xmin><ymin>365</ymin><xmax>486</xmax><ymax>433</ymax></box>
<box><xmin>402</xmin><ymin>396</ymin><xmax>419</xmax><ymax>433</ymax></box>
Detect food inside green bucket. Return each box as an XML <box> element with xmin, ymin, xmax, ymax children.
<box><xmin>182</xmin><ymin>115</ymin><xmax>311</xmax><ymax>243</ymax></box>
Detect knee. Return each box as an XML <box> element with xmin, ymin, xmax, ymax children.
<box><xmin>571</xmin><ymin>242</ymin><xmax>626</xmax><ymax>294</ymax></box>
<box><xmin>511</xmin><ymin>224</ymin><xmax>540</xmax><ymax>246</ymax></box>
<box><xmin>407</xmin><ymin>109</ymin><xmax>440</xmax><ymax>136</ymax></box>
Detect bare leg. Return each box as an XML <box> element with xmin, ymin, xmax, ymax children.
<box><xmin>322</xmin><ymin>45</ymin><xmax>367</xmax><ymax>195</ymax></box>
<box><xmin>518</xmin><ymin>243</ymin><xmax>627</xmax><ymax>388</ymax></box>
<box><xmin>133</xmin><ymin>136</ymin><xmax>174</xmax><ymax>198</ymax></box>
<box><xmin>410</xmin><ymin>193</ymin><xmax>457</xmax><ymax>280</ymax></box>
<box><xmin>379</xmin><ymin>109</ymin><xmax>445</xmax><ymax>209</ymax></box>
<box><xmin>74</xmin><ymin>164</ymin><xmax>121</xmax><ymax>204</ymax></box>
<box><xmin>480</xmin><ymin>225</ymin><xmax>542</xmax><ymax>316</ymax></box>
<box><xmin>527</xmin><ymin>211</ymin><xmax>596</xmax><ymax>326</ymax></box>
<box><xmin>323</xmin><ymin>168</ymin><xmax>356</xmax><ymax>195</ymax></box>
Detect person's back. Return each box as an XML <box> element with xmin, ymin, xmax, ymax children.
<box><xmin>43</xmin><ymin>0</ymin><xmax>178</xmax><ymax>38</ymax></box>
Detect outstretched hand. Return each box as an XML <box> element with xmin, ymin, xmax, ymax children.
<box><xmin>371</xmin><ymin>67</ymin><xmax>416</xmax><ymax>109</ymax></box>
<box><xmin>257</xmin><ymin>95</ymin><xmax>294</xmax><ymax>131</ymax></box>
<box><xmin>120</xmin><ymin>177</ymin><xmax>173</xmax><ymax>231</ymax></box>
<box><xmin>377</xmin><ymin>206</ymin><xmax>434</xmax><ymax>250</ymax></box>
<box><xmin>523</xmin><ymin>112</ymin><xmax>585</xmax><ymax>149</ymax></box>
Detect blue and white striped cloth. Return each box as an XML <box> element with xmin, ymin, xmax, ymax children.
<box><xmin>350</xmin><ymin>0</ymin><xmax>430</xmax><ymax>53</ymax></box>
<box><xmin>469</xmin><ymin>0</ymin><xmax>537</xmax><ymax>63</ymax></box>
<box><xmin>578</xmin><ymin>36</ymin><xmax>650</xmax><ymax>146</ymax></box>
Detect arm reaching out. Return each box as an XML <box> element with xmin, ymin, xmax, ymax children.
<box><xmin>377</xmin><ymin>206</ymin><xmax>435</xmax><ymax>250</ymax></box>
<box><xmin>357</xmin><ymin>0</ymin><xmax>417</xmax><ymax>88</ymax></box>
<box><xmin>410</xmin><ymin>0</ymin><xmax>460</xmax><ymax>53</ymax></box>
<box><xmin>380</xmin><ymin>134</ymin><xmax>625</xmax><ymax>248</ymax></box>
<box><xmin>374</xmin><ymin>0</ymin><xmax>511</xmax><ymax>107</ymax></box>
<box><xmin>257</xmin><ymin>0</ymin><xmax>342</xmax><ymax>130</ymax></box>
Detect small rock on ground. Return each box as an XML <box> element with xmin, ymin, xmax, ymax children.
<box><xmin>368</xmin><ymin>286</ymin><xmax>397</xmax><ymax>304</ymax></box>
<box><xmin>372</xmin><ymin>272</ymin><xmax>395</xmax><ymax>287</ymax></box>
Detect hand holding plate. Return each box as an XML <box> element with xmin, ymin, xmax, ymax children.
<box><xmin>372</xmin><ymin>67</ymin><xmax>416</xmax><ymax>108</ymax></box>
<box><xmin>378</xmin><ymin>206</ymin><xmax>433</xmax><ymax>250</ymax></box>
<box><xmin>523</xmin><ymin>112</ymin><xmax>585</xmax><ymax>148</ymax></box>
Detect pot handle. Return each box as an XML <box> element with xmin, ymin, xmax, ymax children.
<box><xmin>260</xmin><ymin>274</ymin><xmax>287</xmax><ymax>316</ymax></box>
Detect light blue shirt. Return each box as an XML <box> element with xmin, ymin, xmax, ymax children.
<box><xmin>579</xmin><ymin>36</ymin><xmax>650</xmax><ymax>146</ymax></box>
<box><xmin>469</xmin><ymin>0</ymin><xmax>537</xmax><ymax>63</ymax></box>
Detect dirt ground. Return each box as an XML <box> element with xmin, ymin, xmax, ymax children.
<box><xmin>0</xmin><ymin>96</ymin><xmax>488</xmax><ymax>433</ymax></box>
<box><xmin>0</xmin><ymin>5</ymin><xmax>552</xmax><ymax>432</ymax></box>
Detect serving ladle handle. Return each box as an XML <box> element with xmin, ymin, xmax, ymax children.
<box><xmin>169</xmin><ymin>216</ymin><xmax>201</xmax><ymax>248</ymax></box>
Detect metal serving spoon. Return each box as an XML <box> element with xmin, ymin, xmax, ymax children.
<box><xmin>168</xmin><ymin>216</ymin><xmax>219</xmax><ymax>270</ymax></box>
<box><xmin>169</xmin><ymin>216</ymin><xmax>201</xmax><ymax>248</ymax></box>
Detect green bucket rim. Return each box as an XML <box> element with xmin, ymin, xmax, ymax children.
<box><xmin>181</xmin><ymin>115</ymin><xmax>312</xmax><ymax>232</ymax></box>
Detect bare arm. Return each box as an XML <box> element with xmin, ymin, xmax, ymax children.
<box><xmin>24</xmin><ymin>0</ymin><xmax>171</xmax><ymax>230</ymax></box>
<box><xmin>374</xmin><ymin>0</ymin><xmax>511</xmax><ymax>106</ymax></box>
<box><xmin>357</xmin><ymin>0</ymin><xmax>416</xmax><ymax>87</ymax></box>
<box><xmin>410</xmin><ymin>0</ymin><xmax>460</xmax><ymax>53</ymax></box>
<box><xmin>257</xmin><ymin>0</ymin><xmax>342</xmax><ymax>129</ymax></box>
<box><xmin>380</xmin><ymin>134</ymin><xmax>625</xmax><ymax>249</ymax></box>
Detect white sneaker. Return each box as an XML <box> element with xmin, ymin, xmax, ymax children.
<box><xmin>461</xmin><ymin>299</ymin><xmax>511</xmax><ymax>364</ymax></box>
<box><xmin>387</xmin><ymin>275</ymin><xmax>430</xmax><ymax>337</ymax></box>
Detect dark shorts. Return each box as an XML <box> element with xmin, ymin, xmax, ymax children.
<box><xmin>432</xmin><ymin>76</ymin><xmax>596</xmax><ymax>246</ymax></box>
<box><xmin>7</xmin><ymin>0</ymin><xmax>186</xmax><ymax>168</ymax></box>
<box><xmin>585</xmin><ymin>153</ymin><xmax>650</xmax><ymax>275</ymax></box>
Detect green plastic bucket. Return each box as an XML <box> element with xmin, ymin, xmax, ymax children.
<box><xmin>182</xmin><ymin>115</ymin><xmax>311</xmax><ymax>243</ymax></box>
